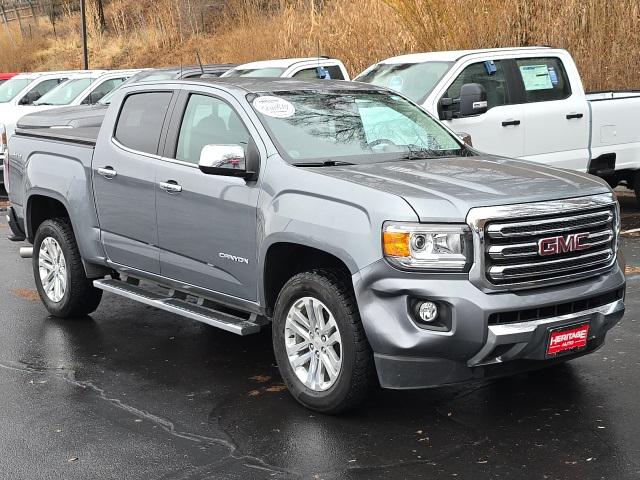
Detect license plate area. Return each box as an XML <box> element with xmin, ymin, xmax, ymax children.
<box><xmin>546</xmin><ymin>322</ymin><xmax>590</xmax><ymax>357</ymax></box>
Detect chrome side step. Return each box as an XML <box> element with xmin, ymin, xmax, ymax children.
<box><xmin>93</xmin><ymin>278</ymin><xmax>262</xmax><ymax>335</ymax></box>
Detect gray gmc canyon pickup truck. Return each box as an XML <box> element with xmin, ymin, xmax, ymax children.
<box><xmin>4</xmin><ymin>78</ymin><xmax>626</xmax><ymax>413</ymax></box>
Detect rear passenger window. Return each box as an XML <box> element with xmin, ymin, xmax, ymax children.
<box><xmin>515</xmin><ymin>57</ymin><xmax>571</xmax><ymax>103</ymax></box>
<box><xmin>114</xmin><ymin>92</ymin><xmax>172</xmax><ymax>155</ymax></box>
<box><xmin>445</xmin><ymin>60</ymin><xmax>510</xmax><ymax>111</ymax></box>
<box><xmin>175</xmin><ymin>94</ymin><xmax>250</xmax><ymax>164</ymax></box>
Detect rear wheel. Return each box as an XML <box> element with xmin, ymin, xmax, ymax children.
<box><xmin>33</xmin><ymin>218</ymin><xmax>102</xmax><ymax>318</ymax></box>
<box><xmin>272</xmin><ymin>270</ymin><xmax>376</xmax><ymax>414</ymax></box>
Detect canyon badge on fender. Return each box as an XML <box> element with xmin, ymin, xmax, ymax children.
<box><xmin>219</xmin><ymin>252</ymin><xmax>249</xmax><ymax>264</ymax></box>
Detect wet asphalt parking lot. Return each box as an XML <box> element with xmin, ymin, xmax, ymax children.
<box><xmin>1</xmin><ymin>191</ymin><xmax>640</xmax><ymax>480</ymax></box>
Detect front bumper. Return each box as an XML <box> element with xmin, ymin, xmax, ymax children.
<box><xmin>352</xmin><ymin>256</ymin><xmax>626</xmax><ymax>389</ymax></box>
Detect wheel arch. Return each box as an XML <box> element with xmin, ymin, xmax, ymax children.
<box><xmin>262</xmin><ymin>241</ymin><xmax>355</xmax><ymax>317</ymax></box>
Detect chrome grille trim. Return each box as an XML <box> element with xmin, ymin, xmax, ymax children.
<box><xmin>486</xmin><ymin>210</ymin><xmax>613</xmax><ymax>238</ymax></box>
<box><xmin>487</xmin><ymin>231</ymin><xmax>613</xmax><ymax>260</ymax></box>
<box><xmin>488</xmin><ymin>249</ymin><xmax>614</xmax><ymax>280</ymax></box>
<box><xmin>466</xmin><ymin>193</ymin><xmax>619</xmax><ymax>292</ymax></box>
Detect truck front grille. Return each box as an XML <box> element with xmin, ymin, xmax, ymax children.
<box><xmin>483</xmin><ymin>203</ymin><xmax>617</xmax><ymax>288</ymax></box>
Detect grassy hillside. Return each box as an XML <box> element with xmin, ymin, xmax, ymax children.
<box><xmin>0</xmin><ymin>0</ymin><xmax>638</xmax><ymax>91</ymax></box>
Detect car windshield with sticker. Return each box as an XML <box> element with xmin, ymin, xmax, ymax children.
<box><xmin>249</xmin><ymin>90</ymin><xmax>467</xmax><ymax>165</ymax></box>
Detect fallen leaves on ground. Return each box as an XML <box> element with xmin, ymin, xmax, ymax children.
<box><xmin>249</xmin><ymin>375</ymin><xmax>271</xmax><ymax>383</ymax></box>
<box><xmin>13</xmin><ymin>289</ymin><xmax>39</xmax><ymax>301</ymax></box>
<box><xmin>625</xmin><ymin>266</ymin><xmax>640</xmax><ymax>274</ymax></box>
<box><xmin>265</xmin><ymin>385</ymin><xmax>288</xmax><ymax>393</ymax></box>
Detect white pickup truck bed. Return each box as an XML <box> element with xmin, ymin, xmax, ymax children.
<box><xmin>587</xmin><ymin>91</ymin><xmax>640</xmax><ymax>173</ymax></box>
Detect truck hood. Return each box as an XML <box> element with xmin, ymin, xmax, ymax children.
<box><xmin>315</xmin><ymin>155</ymin><xmax>612</xmax><ymax>222</ymax></box>
<box><xmin>16</xmin><ymin>104</ymin><xmax>107</xmax><ymax>129</ymax></box>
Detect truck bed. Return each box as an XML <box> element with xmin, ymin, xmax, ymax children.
<box><xmin>14</xmin><ymin>126</ymin><xmax>99</xmax><ymax>146</ymax></box>
<box><xmin>586</xmin><ymin>90</ymin><xmax>640</xmax><ymax>101</ymax></box>
<box><xmin>587</xmin><ymin>91</ymin><xmax>640</xmax><ymax>172</ymax></box>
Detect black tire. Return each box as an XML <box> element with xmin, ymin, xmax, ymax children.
<box><xmin>272</xmin><ymin>269</ymin><xmax>376</xmax><ymax>414</ymax></box>
<box><xmin>634</xmin><ymin>171</ymin><xmax>640</xmax><ymax>207</ymax></box>
<box><xmin>33</xmin><ymin>218</ymin><xmax>102</xmax><ymax>318</ymax></box>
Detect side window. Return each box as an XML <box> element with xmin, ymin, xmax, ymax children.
<box><xmin>83</xmin><ymin>78</ymin><xmax>126</xmax><ymax>104</ymax></box>
<box><xmin>114</xmin><ymin>92</ymin><xmax>173</xmax><ymax>155</ymax></box>
<box><xmin>515</xmin><ymin>57</ymin><xmax>571</xmax><ymax>103</ymax></box>
<box><xmin>23</xmin><ymin>78</ymin><xmax>65</xmax><ymax>104</ymax></box>
<box><xmin>444</xmin><ymin>60</ymin><xmax>509</xmax><ymax>111</ymax></box>
<box><xmin>292</xmin><ymin>68</ymin><xmax>321</xmax><ymax>80</ymax></box>
<box><xmin>292</xmin><ymin>66</ymin><xmax>344</xmax><ymax>80</ymax></box>
<box><xmin>175</xmin><ymin>94</ymin><xmax>250</xmax><ymax>165</ymax></box>
<box><xmin>325</xmin><ymin>65</ymin><xmax>345</xmax><ymax>80</ymax></box>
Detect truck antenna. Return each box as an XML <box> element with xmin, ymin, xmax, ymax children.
<box><xmin>196</xmin><ymin>51</ymin><xmax>204</xmax><ymax>74</ymax></box>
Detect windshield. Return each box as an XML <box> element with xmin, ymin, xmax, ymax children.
<box><xmin>356</xmin><ymin>61</ymin><xmax>453</xmax><ymax>103</ymax></box>
<box><xmin>0</xmin><ymin>77</ymin><xmax>32</xmax><ymax>103</ymax></box>
<box><xmin>250</xmin><ymin>90</ymin><xmax>465</xmax><ymax>165</ymax></box>
<box><xmin>35</xmin><ymin>78</ymin><xmax>93</xmax><ymax>105</ymax></box>
<box><xmin>227</xmin><ymin>67</ymin><xmax>286</xmax><ymax>78</ymax></box>
<box><xmin>99</xmin><ymin>71</ymin><xmax>175</xmax><ymax>105</ymax></box>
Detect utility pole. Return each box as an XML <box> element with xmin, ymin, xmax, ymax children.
<box><xmin>80</xmin><ymin>0</ymin><xmax>89</xmax><ymax>69</ymax></box>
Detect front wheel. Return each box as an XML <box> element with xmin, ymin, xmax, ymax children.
<box><xmin>272</xmin><ymin>270</ymin><xmax>376</xmax><ymax>414</ymax></box>
<box><xmin>33</xmin><ymin>218</ymin><xmax>102</xmax><ymax>318</ymax></box>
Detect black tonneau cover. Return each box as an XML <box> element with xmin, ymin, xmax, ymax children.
<box><xmin>14</xmin><ymin>126</ymin><xmax>99</xmax><ymax>146</ymax></box>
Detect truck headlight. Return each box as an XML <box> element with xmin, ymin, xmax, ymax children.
<box><xmin>383</xmin><ymin>222</ymin><xmax>472</xmax><ymax>271</ymax></box>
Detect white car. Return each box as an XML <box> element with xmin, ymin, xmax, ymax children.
<box><xmin>222</xmin><ymin>57</ymin><xmax>350</xmax><ymax>80</ymax></box>
<box><xmin>35</xmin><ymin>69</ymin><xmax>140</xmax><ymax>108</ymax></box>
<box><xmin>0</xmin><ymin>70</ymin><xmax>77</xmax><ymax>187</ymax></box>
<box><xmin>357</xmin><ymin>47</ymin><xmax>640</xmax><ymax>198</ymax></box>
<box><xmin>1</xmin><ymin>69</ymin><xmax>139</xmax><ymax>142</ymax></box>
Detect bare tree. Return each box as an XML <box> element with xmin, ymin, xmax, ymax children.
<box><xmin>94</xmin><ymin>0</ymin><xmax>106</xmax><ymax>33</ymax></box>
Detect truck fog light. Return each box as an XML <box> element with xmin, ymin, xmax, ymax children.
<box><xmin>418</xmin><ymin>301</ymin><xmax>438</xmax><ymax>323</ymax></box>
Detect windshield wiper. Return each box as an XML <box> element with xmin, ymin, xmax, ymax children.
<box><xmin>397</xmin><ymin>144</ymin><xmax>467</xmax><ymax>160</ymax></box>
<box><xmin>292</xmin><ymin>160</ymin><xmax>355</xmax><ymax>167</ymax></box>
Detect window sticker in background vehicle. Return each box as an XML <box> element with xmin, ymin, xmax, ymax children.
<box><xmin>388</xmin><ymin>76</ymin><xmax>404</xmax><ymax>92</ymax></box>
<box><xmin>548</xmin><ymin>66</ymin><xmax>559</xmax><ymax>85</ymax></box>
<box><xmin>252</xmin><ymin>96</ymin><xmax>296</xmax><ymax>118</ymax></box>
<box><xmin>519</xmin><ymin>64</ymin><xmax>554</xmax><ymax>91</ymax></box>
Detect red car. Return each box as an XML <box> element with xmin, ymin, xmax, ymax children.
<box><xmin>0</xmin><ymin>73</ymin><xmax>18</xmax><ymax>85</ymax></box>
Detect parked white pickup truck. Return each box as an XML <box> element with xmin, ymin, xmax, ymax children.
<box><xmin>222</xmin><ymin>57</ymin><xmax>350</xmax><ymax>80</ymax></box>
<box><xmin>357</xmin><ymin>47</ymin><xmax>640</xmax><ymax>199</ymax></box>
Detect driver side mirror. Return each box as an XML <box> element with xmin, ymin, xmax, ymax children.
<box><xmin>458</xmin><ymin>83</ymin><xmax>487</xmax><ymax>117</ymax></box>
<box><xmin>198</xmin><ymin>143</ymin><xmax>259</xmax><ymax>181</ymax></box>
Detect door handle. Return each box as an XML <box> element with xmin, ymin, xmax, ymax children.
<box><xmin>97</xmin><ymin>167</ymin><xmax>117</xmax><ymax>179</ymax></box>
<box><xmin>159</xmin><ymin>181</ymin><xmax>182</xmax><ymax>194</ymax></box>
<box><xmin>501</xmin><ymin>119</ymin><xmax>521</xmax><ymax>127</ymax></box>
<box><xmin>566</xmin><ymin>112</ymin><xmax>584</xmax><ymax>119</ymax></box>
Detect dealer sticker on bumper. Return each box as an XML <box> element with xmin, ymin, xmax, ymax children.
<box><xmin>547</xmin><ymin>323</ymin><xmax>590</xmax><ymax>356</ymax></box>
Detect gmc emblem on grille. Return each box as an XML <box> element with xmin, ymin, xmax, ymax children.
<box><xmin>538</xmin><ymin>233</ymin><xmax>591</xmax><ymax>256</ymax></box>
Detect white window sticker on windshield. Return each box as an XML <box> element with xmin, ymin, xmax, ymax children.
<box><xmin>252</xmin><ymin>96</ymin><xmax>295</xmax><ymax>118</ymax></box>
<box><xmin>519</xmin><ymin>64</ymin><xmax>553</xmax><ymax>91</ymax></box>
